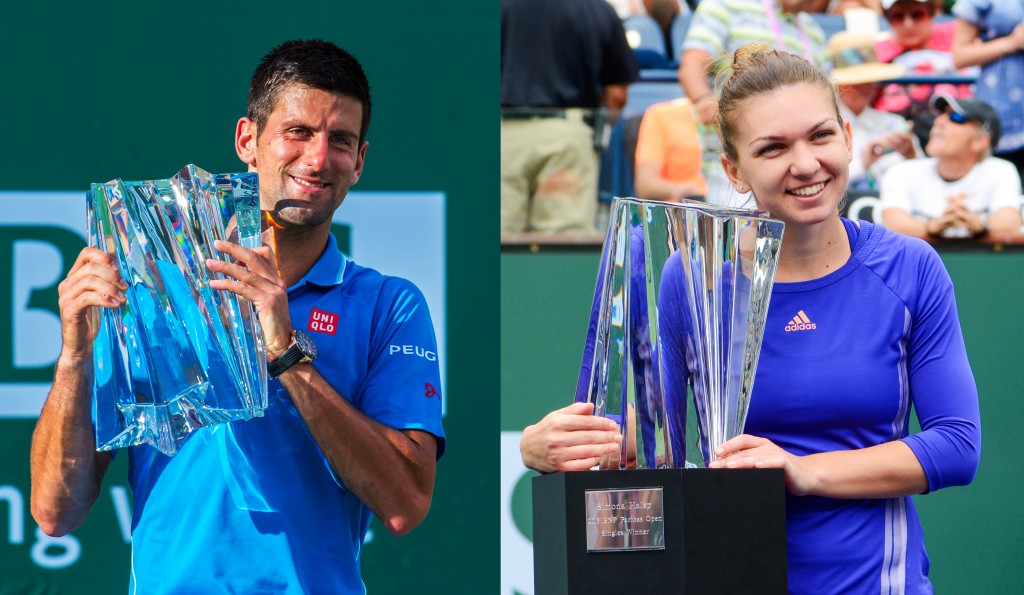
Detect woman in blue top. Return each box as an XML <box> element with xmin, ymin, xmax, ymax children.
<box><xmin>521</xmin><ymin>43</ymin><xmax>981</xmax><ymax>593</ymax></box>
<box><xmin>952</xmin><ymin>0</ymin><xmax>1024</xmax><ymax>179</ymax></box>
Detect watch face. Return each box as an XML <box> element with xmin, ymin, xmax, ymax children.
<box><xmin>294</xmin><ymin>330</ymin><xmax>319</xmax><ymax>359</ymax></box>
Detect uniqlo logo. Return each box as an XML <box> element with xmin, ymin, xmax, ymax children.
<box><xmin>308</xmin><ymin>308</ymin><xmax>338</xmax><ymax>335</ymax></box>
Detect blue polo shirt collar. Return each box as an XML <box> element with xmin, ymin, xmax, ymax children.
<box><xmin>287</xmin><ymin>232</ymin><xmax>347</xmax><ymax>291</ymax></box>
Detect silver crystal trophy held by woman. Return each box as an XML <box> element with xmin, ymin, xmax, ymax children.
<box><xmin>581</xmin><ymin>197</ymin><xmax>784</xmax><ymax>469</ymax></box>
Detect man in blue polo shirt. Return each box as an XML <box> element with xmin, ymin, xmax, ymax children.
<box><xmin>30</xmin><ymin>39</ymin><xmax>445</xmax><ymax>594</ymax></box>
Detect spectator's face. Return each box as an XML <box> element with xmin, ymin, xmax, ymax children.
<box><xmin>779</xmin><ymin>0</ymin><xmax>818</xmax><ymax>13</ymax></box>
<box><xmin>885</xmin><ymin>2</ymin><xmax>934</xmax><ymax>50</ymax></box>
<box><xmin>926</xmin><ymin>110</ymin><xmax>988</xmax><ymax>161</ymax></box>
<box><xmin>831</xmin><ymin>0</ymin><xmax>870</xmax><ymax>13</ymax></box>
<box><xmin>721</xmin><ymin>83</ymin><xmax>852</xmax><ymax>226</ymax></box>
<box><xmin>838</xmin><ymin>83</ymin><xmax>880</xmax><ymax>115</ymax></box>
<box><xmin>235</xmin><ymin>83</ymin><xmax>367</xmax><ymax>229</ymax></box>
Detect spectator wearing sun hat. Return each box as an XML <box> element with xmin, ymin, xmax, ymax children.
<box><xmin>880</xmin><ymin>93</ymin><xmax>1022</xmax><ymax>239</ymax></box>
<box><xmin>831</xmin><ymin>31</ymin><xmax>921</xmax><ymax>192</ymax></box>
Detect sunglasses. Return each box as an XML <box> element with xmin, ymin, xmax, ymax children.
<box><xmin>943</xmin><ymin>108</ymin><xmax>972</xmax><ymax>125</ymax></box>
<box><xmin>886</xmin><ymin>7</ymin><xmax>931</xmax><ymax>24</ymax></box>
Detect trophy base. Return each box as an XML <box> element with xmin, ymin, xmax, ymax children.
<box><xmin>532</xmin><ymin>468</ymin><xmax>787</xmax><ymax>594</ymax></box>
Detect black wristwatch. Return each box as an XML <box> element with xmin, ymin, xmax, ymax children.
<box><xmin>267</xmin><ymin>330</ymin><xmax>318</xmax><ymax>379</ymax></box>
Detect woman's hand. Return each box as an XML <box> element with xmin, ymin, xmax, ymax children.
<box><xmin>520</xmin><ymin>402</ymin><xmax>622</xmax><ymax>473</ymax></box>
<box><xmin>708</xmin><ymin>434</ymin><xmax>817</xmax><ymax>496</ymax></box>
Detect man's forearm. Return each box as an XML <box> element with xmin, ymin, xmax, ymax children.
<box><xmin>679</xmin><ymin>49</ymin><xmax>713</xmax><ymax>101</ymax></box>
<box><xmin>987</xmin><ymin>206</ymin><xmax>1023</xmax><ymax>236</ymax></box>
<box><xmin>635</xmin><ymin>162</ymin><xmax>702</xmax><ymax>201</ymax></box>
<box><xmin>279</xmin><ymin>364</ymin><xmax>436</xmax><ymax>536</ymax></box>
<box><xmin>601</xmin><ymin>84</ymin><xmax>628</xmax><ymax>111</ymax></box>
<box><xmin>30</xmin><ymin>353</ymin><xmax>111</xmax><ymax>536</ymax></box>
<box><xmin>953</xmin><ymin>29</ymin><xmax>1019</xmax><ymax>69</ymax></box>
<box><xmin>881</xmin><ymin>207</ymin><xmax>931</xmax><ymax>240</ymax></box>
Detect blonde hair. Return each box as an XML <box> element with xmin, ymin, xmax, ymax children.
<box><xmin>715</xmin><ymin>44</ymin><xmax>842</xmax><ymax>163</ymax></box>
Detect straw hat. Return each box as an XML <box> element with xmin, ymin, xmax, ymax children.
<box><xmin>829</xmin><ymin>32</ymin><xmax>906</xmax><ymax>86</ymax></box>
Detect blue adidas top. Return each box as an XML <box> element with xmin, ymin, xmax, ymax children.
<box><xmin>126</xmin><ymin>234</ymin><xmax>446</xmax><ymax>594</ymax></box>
<box><xmin>579</xmin><ymin>219</ymin><xmax>980</xmax><ymax>592</ymax></box>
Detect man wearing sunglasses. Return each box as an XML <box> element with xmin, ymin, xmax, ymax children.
<box><xmin>879</xmin><ymin>93</ymin><xmax>1023</xmax><ymax>240</ymax></box>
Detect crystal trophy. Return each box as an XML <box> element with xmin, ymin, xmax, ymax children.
<box><xmin>579</xmin><ymin>197</ymin><xmax>784</xmax><ymax>468</ymax></box>
<box><xmin>88</xmin><ymin>164</ymin><xmax>268</xmax><ymax>456</ymax></box>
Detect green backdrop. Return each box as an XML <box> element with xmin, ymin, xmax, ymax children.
<box><xmin>501</xmin><ymin>242</ymin><xmax>1024</xmax><ymax>593</ymax></box>
<box><xmin>0</xmin><ymin>1</ymin><xmax>497</xmax><ymax>593</ymax></box>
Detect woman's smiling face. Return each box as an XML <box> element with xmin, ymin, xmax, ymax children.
<box><xmin>721</xmin><ymin>82</ymin><xmax>852</xmax><ymax>227</ymax></box>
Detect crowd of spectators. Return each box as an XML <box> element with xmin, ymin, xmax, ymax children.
<box><xmin>830</xmin><ymin>31</ymin><xmax>921</xmax><ymax>193</ymax></box>
<box><xmin>500</xmin><ymin>0</ymin><xmax>1024</xmax><ymax>240</ymax></box>
<box><xmin>880</xmin><ymin>94</ymin><xmax>1022</xmax><ymax>239</ymax></box>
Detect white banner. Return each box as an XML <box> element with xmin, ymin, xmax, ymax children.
<box><xmin>501</xmin><ymin>431</ymin><xmax>535</xmax><ymax>595</ymax></box>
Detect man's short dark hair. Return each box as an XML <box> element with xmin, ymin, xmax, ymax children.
<box><xmin>247</xmin><ymin>39</ymin><xmax>372</xmax><ymax>143</ymax></box>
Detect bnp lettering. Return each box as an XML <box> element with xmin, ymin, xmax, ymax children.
<box><xmin>0</xmin><ymin>484</ymin><xmax>132</xmax><ymax>569</ymax></box>
<box><xmin>0</xmin><ymin>225</ymin><xmax>86</xmax><ymax>382</ymax></box>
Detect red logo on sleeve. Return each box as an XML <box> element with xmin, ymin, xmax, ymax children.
<box><xmin>308</xmin><ymin>308</ymin><xmax>339</xmax><ymax>335</ymax></box>
<box><xmin>425</xmin><ymin>383</ymin><xmax>439</xmax><ymax>399</ymax></box>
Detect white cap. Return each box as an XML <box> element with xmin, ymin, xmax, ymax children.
<box><xmin>880</xmin><ymin>0</ymin><xmax>930</xmax><ymax>11</ymax></box>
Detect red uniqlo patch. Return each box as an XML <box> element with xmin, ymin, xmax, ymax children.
<box><xmin>308</xmin><ymin>308</ymin><xmax>339</xmax><ymax>336</ymax></box>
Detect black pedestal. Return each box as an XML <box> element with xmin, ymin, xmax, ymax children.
<box><xmin>532</xmin><ymin>469</ymin><xmax>787</xmax><ymax>594</ymax></box>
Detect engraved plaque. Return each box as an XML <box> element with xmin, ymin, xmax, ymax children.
<box><xmin>585</xmin><ymin>487</ymin><xmax>665</xmax><ymax>552</ymax></box>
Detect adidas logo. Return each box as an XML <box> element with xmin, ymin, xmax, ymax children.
<box><xmin>784</xmin><ymin>310</ymin><xmax>817</xmax><ymax>332</ymax></box>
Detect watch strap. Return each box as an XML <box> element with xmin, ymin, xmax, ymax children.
<box><xmin>267</xmin><ymin>332</ymin><xmax>312</xmax><ymax>379</ymax></box>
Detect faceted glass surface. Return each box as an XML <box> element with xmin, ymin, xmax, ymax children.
<box><xmin>89</xmin><ymin>164</ymin><xmax>267</xmax><ymax>456</ymax></box>
<box><xmin>581</xmin><ymin>197</ymin><xmax>783</xmax><ymax>468</ymax></box>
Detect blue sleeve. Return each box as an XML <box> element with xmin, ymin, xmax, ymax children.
<box><xmin>575</xmin><ymin>222</ymin><xmax>651</xmax><ymax>404</ymax></box>
<box><xmin>658</xmin><ymin>251</ymin><xmax>693</xmax><ymax>465</ymax></box>
<box><xmin>951</xmin><ymin>0</ymin><xmax>988</xmax><ymax>27</ymax></box>
<box><xmin>900</xmin><ymin>248</ymin><xmax>981</xmax><ymax>492</ymax></box>
<box><xmin>575</xmin><ymin>236</ymin><xmax>610</xmax><ymax>404</ymax></box>
<box><xmin>361</xmin><ymin>278</ymin><xmax>446</xmax><ymax>458</ymax></box>
<box><xmin>576</xmin><ymin>224</ymin><xmax>661</xmax><ymax>458</ymax></box>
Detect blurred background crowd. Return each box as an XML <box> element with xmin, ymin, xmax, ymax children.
<box><xmin>500</xmin><ymin>0</ymin><xmax>1024</xmax><ymax>241</ymax></box>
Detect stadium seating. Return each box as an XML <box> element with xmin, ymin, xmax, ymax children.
<box><xmin>623</xmin><ymin>80</ymin><xmax>684</xmax><ymax>119</ymax></box>
<box><xmin>669</xmin><ymin>12</ymin><xmax>693</xmax><ymax>62</ymax></box>
<box><xmin>624</xmin><ymin>15</ymin><xmax>667</xmax><ymax>56</ymax></box>
<box><xmin>810</xmin><ymin>12</ymin><xmax>846</xmax><ymax>41</ymax></box>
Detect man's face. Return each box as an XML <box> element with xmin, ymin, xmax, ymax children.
<box><xmin>839</xmin><ymin>83</ymin><xmax>880</xmax><ymax>115</ymax></box>
<box><xmin>236</xmin><ymin>83</ymin><xmax>367</xmax><ymax>230</ymax></box>
<box><xmin>926</xmin><ymin>110</ymin><xmax>987</xmax><ymax>161</ymax></box>
<box><xmin>779</xmin><ymin>0</ymin><xmax>817</xmax><ymax>13</ymax></box>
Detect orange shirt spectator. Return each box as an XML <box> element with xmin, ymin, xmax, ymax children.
<box><xmin>634</xmin><ymin>98</ymin><xmax>707</xmax><ymax>201</ymax></box>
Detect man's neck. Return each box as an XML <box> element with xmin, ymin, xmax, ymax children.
<box><xmin>935</xmin><ymin>155</ymin><xmax>978</xmax><ymax>182</ymax></box>
<box><xmin>265</xmin><ymin>225</ymin><xmax>331</xmax><ymax>287</ymax></box>
<box><xmin>844</xmin><ymin>102</ymin><xmax>866</xmax><ymax>117</ymax></box>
